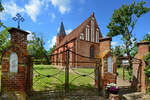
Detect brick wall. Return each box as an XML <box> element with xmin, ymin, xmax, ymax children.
<box><xmin>1</xmin><ymin>28</ymin><xmax>33</xmax><ymax>95</ymax></box>
<box><xmin>132</xmin><ymin>41</ymin><xmax>150</xmax><ymax>92</ymax></box>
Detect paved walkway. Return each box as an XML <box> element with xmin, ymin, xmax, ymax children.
<box><xmin>117</xmin><ymin>76</ymin><xmax>131</xmax><ymax>87</ymax></box>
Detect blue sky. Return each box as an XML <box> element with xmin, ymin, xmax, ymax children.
<box><xmin>0</xmin><ymin>0</ymin><xmax>150</xmax><ymax>50</ymax></box>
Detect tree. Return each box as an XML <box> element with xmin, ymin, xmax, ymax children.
<box><xmin>27</xmin><ymin>33</ymin><xmax>50</xmax><ymax>64</ymax></box>
<box><xmin>0</xmin><ymin>28</ymin><xmax>10</xmax><ymax>60</ymax></box>
<box><xmin>0</xmin><ymin>0</ymin><xmax>4</xmax><ymax>12</ymax></box>
<box><xmin>107</xmin><ymin>1</ymin><xmax>150</xmax><ymax>76</ymax></box>
<box><xmin>48</xmin><ymin>44</ymin><xmax>56</xmax><ymax>64</ymax></box>
<box><xmin>143</xmin><ymin>33</ymin><xmax>150</xmax><ymax>41</ymax></box>
<box><xmin>112</xmin><ymin>46</ymin><xmax>124</xmax><ymax>67</ymax></box>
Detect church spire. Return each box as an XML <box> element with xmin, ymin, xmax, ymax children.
<box><xmin>58</xmin><ymin>21</ymin><xmax>66</xmax><ymax>36</ymax></box>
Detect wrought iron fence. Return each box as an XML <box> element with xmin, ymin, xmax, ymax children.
<box><xmin>31</xmin><ymin>47</ymin><xmax>102</xmax><ymax>97</ymax></box>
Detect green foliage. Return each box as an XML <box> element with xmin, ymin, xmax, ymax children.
<box><xmin>112</xmin><ymin>46</ymin><xmax>124</xmax><ymax>67</ymax></box>
<box><xmin>0</xmin><ymin>27</ymin><xmax>10</xmax><ymax>61</ymax></box>
<box><xmin>48</xmin><ymin>44</ymin><xmax>56</xmax><ymax>56</ymax></box>
<box><xmin>0</xmin><ymin>0</ymin><xmax>4</xmax><ymax>12</ymax></box>
<box><xmin>144</xmin><ymin>52</ymin><xmax>150</xmax><ymax>93</ymax></box>
<box><xmin>107</xmin><ymin>1</ymin><xmax>150</xmax><ymax>75</ymax></box>
<box><xmin>27</xmin><ymin>33</ymin><xmax>50</xmax><ymax>64</ymax></box>
<box><xmin>143</xmin><ymin>33</ymin><xmax>150</xmax><ymax>41</ymax></box>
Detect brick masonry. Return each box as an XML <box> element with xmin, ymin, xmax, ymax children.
<box><xmin>132</xmin><ymin>41</ymin><xmax>150</xmax><ymax>92</ymax></box>
<box><xmin>1</xmin><ymin>28</ymin><xmax>33</xmax><ymax>95</ymax></box>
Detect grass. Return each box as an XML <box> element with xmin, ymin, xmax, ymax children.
<box><xmin>0</xmin><ymin>65</ymin><xmax>95</xmax><ymax>91</ymax></box>
<box><xmin>117</xmin><ymin>67</ymin><xmax>130</xmax><ymax>80</ymax></box>
<box><xmin>33</xmin><ymin>65</ymin><xmax>95</xmax><ymax>91</ymax></box>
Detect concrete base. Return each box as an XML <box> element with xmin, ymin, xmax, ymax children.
<box><xmin>1</xmin><ymin>91</ymin><xmax>27</xmax><ymax>100</ymax></box>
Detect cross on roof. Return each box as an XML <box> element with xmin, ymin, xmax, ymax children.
<box><xmin>12</xmin><ymin>13</ymin><xmax>25</xmax><ymax>29</ymax></box>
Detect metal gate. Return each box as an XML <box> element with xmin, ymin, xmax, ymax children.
<box><xmin>28</xmin><ymin>48</ymin><xmax>102</xmax><ymax>98</ymax></box>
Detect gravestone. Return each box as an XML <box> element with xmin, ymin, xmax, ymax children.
<box><xmin>1</xmin><ymin>28</ymin><xmax>33</xmax><ymax>98</ymax></box>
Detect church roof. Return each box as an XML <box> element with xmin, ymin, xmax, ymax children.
<box><xmin>56</xmin><ymin>12</ymin><xmax>102</xmax><ymax>49</ymax></box>
<box><xmin>57</xmin><ymin>21</ymin><xmax>66</xmax><ymax>36</ymax></box>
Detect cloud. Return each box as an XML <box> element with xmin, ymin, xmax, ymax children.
<box><xmin>1</xmin><ymin>0</ymin><xmax>51</xmax><ymax>22</ymax></box>
<box><xmin>25</xmin><ymin>0</ymin><xmax>43</xmax><ymax>22</ymax></box>
<box><xmin>51</xmin><ymin>0</ymin><xmax>71</xmax><ymax>14</ymax></box>
<box><xmin>2</xmin><ymin>1</ymin><xmax>24</xmax><ymax>20</ymax></box>
<box><xmin>49</xmin><ymin>36</ymin><xmax>56</xmax><ymax>48</ymax></box>
<box><xmin>66</xmin><ymin>29</ymin><xmax>72</xmax><ymax>34</ymax></box>
<box><xmin>27</xmin><ymin>30</ymin><xmax>34</xmax><ymax>41</ymax></box>
<box><xmin>111</xmin><ymin>41</ymin><xmax>118</xmax><ymax>47</ymax></box>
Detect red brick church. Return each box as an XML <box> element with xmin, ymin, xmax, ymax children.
<box><xmin>52</xmin><ymin>13</ymin><xmax>103</xmax><ymax>67</ymax></box>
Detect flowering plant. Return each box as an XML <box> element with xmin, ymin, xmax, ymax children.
<box><xmin>106</xmin><ymin>83</ymin><xmax>119</xmax><ymax>94</ymax></box>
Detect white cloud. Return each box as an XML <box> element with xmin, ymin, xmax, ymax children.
<box><xmin>25</xmin><ymin>0</ymin><xmax>43</xmax><ymax>22</ymax></box>
<box><xmin>27</xmin><ymin>30</ymin><xmax>34</xmax><ymax>41</ymax></box>
<box><xmin>1</xmin><ymin>0</ymin><xmax>51</xmax><ymax>22</ymax></box>
<box><xmin>66</xmin><ymin>29</ymin><xmax>72</xmax><ymax>34</ymax></box>
<box><xmin>49</xmin><ymin>36</ymin><xmax>56</xmax><ymax>48</ymax></box>
<box><xmin>49</xmin><ymin>13</ymin><xmax>56</xmax><ymax>19</ymax></box>
<box><xmin>111</xmin><ymin>41</ymin><xmax>118</xmax><ymax>47</ymax></box>
<box><xmin>51</xmin><ymin>0</ymin><xmax>71</xmax><ymax>14</ymax></box>
<box><xmin>1</xmin><ymin>1</ymin><xmax>24</xmax><ymax>20</ymax></box>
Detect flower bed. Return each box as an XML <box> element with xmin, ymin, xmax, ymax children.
<box><xmin>106</xmin><ymin>83</ymin><xmax>119</xmax><ymax>94</ymax></box>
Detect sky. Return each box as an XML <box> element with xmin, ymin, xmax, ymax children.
<box><xmin>0</xmin><ymin>0</ymin><xmax>150</xmax><ymax>50</ymax></box>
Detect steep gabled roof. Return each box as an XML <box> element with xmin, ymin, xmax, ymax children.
<box><xmin>56</xmin><ymin>13</ymin><xmax>102</xmax><ymax>49</ymax></box>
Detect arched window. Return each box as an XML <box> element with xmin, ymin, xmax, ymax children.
<box><xmin>90</xmin><ymin>46</ymin><xmax>94</xmax><ymax>58</ymax></box>
<box><xmin>86</xmin><ymin>25</ymin><xmax>90</xmax><ymax>41</ymax></box>
<box><xmin>80</xmin><ymin>33</ymin><xmax>84</xmax><ymax>40</ymax></box>
<box><xmin>9</xmin><ymin>52</ymin><xmax>18</xmax><ymax>72</ymax></box>
<box><xmin>91</xmin><ymin>19</ymin><xmax>95</xmax><ymax>42</ymax></box>
<box><xmin>96</xmin><ymin>29</ymin><xmax>99</xmax><ymax>43</ymax></box>
<box><xmin>108</xmin><ymin>56</ymin><xmax>113</xmax><ymax>73</ymax></box>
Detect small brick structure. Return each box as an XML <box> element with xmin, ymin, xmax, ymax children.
<box><xmin>132</xmin><ymin>41</ymin><xmax>150</xmax><ymax>92</ymax></box>
<box><xmin>95</xmin><ymin>37</ymin><xmax>117</xmax><ymax>95</ymax></box>
<box><xmin>1</xmin><ymin>28</ymin><xmax>33</xmax><ymax>97</ymax></box>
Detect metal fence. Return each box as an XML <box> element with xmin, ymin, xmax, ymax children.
<box><xmin>29</xmin><ymin>47</ymin><xmax>102</xmax><ymax>97</ymax></box>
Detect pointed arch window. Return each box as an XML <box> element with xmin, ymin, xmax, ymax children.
<box><xmin>96</xmin><ymin>29</ymin><xmax>99</xmax><ymax>43</ymax></box>
<box><xmin>90</xmin><ymin>45</ymin><xmax>94</xmax><ymax>58</ymax></box>
<box><xmin>80</xmin><ymin>33</ymin><xmax>84</xmax><ymax>40</ymax></box>
<box><xmin>10</xmin><ymin>52</ymin><xmax>18</xmax><ymax>72</ymax></box>
<box><xmin>91</xmin><ymin>19</ymin><xmax>95</xmax><ymax>42</ymax></box>
<box><xmin>86</xmin><ymin>25</ymin><xmax>90</xmax><ymax>41</ymax></box>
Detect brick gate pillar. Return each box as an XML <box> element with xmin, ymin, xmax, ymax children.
<box><xmin>97</xmin><ymin>37</ymin><xmax>117</xmax><ymax>96</ymax></box>
<box><xmin>133</xmin><ymin>41</ymin><xmax>150</xmax><ymax>92</ymax></box>
<box><xmin>1</xmin><ymin>28</ymin><xmax>33</xmax><ymax>99</ymax></box>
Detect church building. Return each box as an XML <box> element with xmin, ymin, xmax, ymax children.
<box><xmin>52</xmin><ymin>13</ymin><xmax>103</xmax><ymax>67</ymax></box>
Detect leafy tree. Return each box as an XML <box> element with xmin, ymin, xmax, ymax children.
<box><xmin>48</xmin><ymin>44</ymin><xmax>56</xmax><ymax>56</ymax></box>
<box><xmin>107</xmin><ymin>1</ymin><xmax>150</xmax><ymax>75</ymax></box>
<box><xmin>143</xmin><ymin>33</ymin><xmax>150</xmax><ymax>41</ymax></box>
<box><xmin>0</xmin><ymin>0</ymin><xmax>4</xmax><ymax>12</ymax></box>
<box><xmin>27</xmin><ymin>33</ymin><xmax>50</xmax><ymax>64</ymax></box>
<box><xmin>112</xmin><ymin>46</ymin><xmax>124</xmax><ymax>67</ymax></box>
<box><xmin>0</xmin><ymin>28</ymin><xmax>10</xmax><ymax>59</ymax></box>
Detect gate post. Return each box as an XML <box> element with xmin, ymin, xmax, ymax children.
<box><xmin>97</xmin><ymin>58</ymin><xmax>102</xmax><ymax>95</ymax></box>
<box><xmin>65</xmin><ymin>48</ymin><xmax>69</xmax><ymax>93</ymax></box>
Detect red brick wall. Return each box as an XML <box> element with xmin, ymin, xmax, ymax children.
<box><xmin>1</xmin><ymin>28</ymin><xmax>33</xmax><ymax>94</ymax></box>
<box><xmin>133</xmin><ymin>42</ymin><xmax>150</xmax><ymax>92</ymax></box>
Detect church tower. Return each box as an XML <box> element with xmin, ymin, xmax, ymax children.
<box><xmin>56</xmin><ymin>21</ymin><xmax>66</xmax><ymax>47</ymax></box>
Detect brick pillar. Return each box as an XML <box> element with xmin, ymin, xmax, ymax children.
<box><xmin>133</xmin><ymin>41</ymin><xmax>150</xmax><ymax>92</ymax></box>
<box><xmin>1</xmin><ymin>28</ymin><xmax>33</xmax><ymax>99</ymax></box>
<box><xmin>99</xmin><ymin>37</ymin><xmax>112</xmax><ymax>54</ymax></box>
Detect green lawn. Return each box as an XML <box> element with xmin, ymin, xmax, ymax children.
<box><xmin>0</xmin><ymin>65</ymin><xmax>95</xmax><ymax>91</ymax></box>
<box><xmin>33</xmin><ymin>65</ymin><xmax>95</xmax><ymax>91</ymax></box>
<box><xmin>117</xmin><ymin>67</ymin><xmax>130</xmax><ymax>80</ymax></box>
